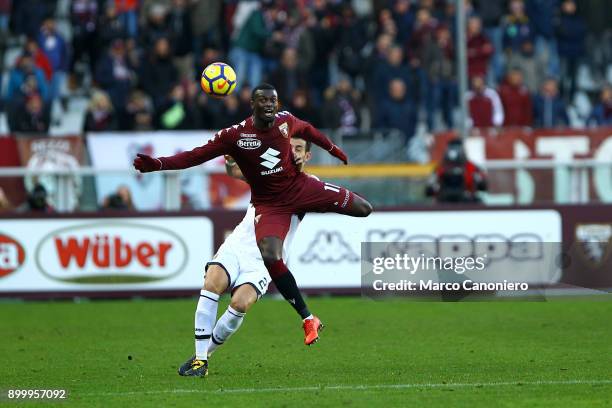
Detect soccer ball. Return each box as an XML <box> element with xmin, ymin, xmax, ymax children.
<box><xmin>200</xmin><ymin>62</ymin><xmax>237</xmax><ymax>97</ymax></box>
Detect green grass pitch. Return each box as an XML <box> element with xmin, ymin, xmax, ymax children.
<box><xmin>1</xmin><ymin>297</ymin><xmax>611</xmax><ymax>407</ymax></box>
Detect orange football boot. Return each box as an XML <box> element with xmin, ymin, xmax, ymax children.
<box><xmin>303</xmin><ymin>316</ymin><xmax>324</xmax><ymax>345</ymax></box>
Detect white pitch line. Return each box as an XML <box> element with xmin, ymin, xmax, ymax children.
<box><xmin>81</xmin><ymin>379</ymin><xmax>612</xmax><ymax>397</ymax></box>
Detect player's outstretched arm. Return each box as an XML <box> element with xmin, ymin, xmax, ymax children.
<box><xmin>133</xmin><ymin>135</ymin><xmax>230</xmax><ymax>173</ymax></box>
<box><xmin>296</xmin><ymin>119</ymin><xmax>348</xmax><ymax>165</ymax></box>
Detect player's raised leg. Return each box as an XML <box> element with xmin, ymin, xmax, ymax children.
<box><xmin>341</xmin><ymin>192</ymin><xmax>373</xmax><ymax>217</ymax></box>
<box><xmin>207</xmin><ymin>284</ymin><xmax>258</xmax><ymax>356</ymax></box>
<box><xmin>256</xmin><ymin>223</ymin><xmax>324</xmax><ymax>345</ymax></box>
<box><xmin>179</xmin><ymin>265</ymin><xmax>229</xmax><ymax>377</ymax></box>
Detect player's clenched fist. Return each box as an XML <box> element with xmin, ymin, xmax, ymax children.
<box><xmin>329</xmin><ymin>144</ymin><xmax>348</xmax><ymax>165</ymax></box>
<box><xmin>133</xmin><ymin>153</ymin><xmax>162</xmax><ymax>172</ymax></box>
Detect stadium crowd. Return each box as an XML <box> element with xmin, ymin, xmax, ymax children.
<box><xmin>0</xmin><ymin>0</ymin><xmax>611</xmax><ymax>141</ymax></box>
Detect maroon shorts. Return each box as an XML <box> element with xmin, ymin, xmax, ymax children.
<box><xmin>254</xmin><ymin>175</ymin><xmax>356</xmax><ymax>242</ymax></box>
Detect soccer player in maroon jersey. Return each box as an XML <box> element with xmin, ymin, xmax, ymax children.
<box><xmin>134</xmin><ymin>84</ymin><xmax>372</xmax><ymax>373</ymax></box>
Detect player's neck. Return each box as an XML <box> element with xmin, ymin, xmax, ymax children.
<box><xmin>252</xmin><ymin>115</ymin><xmax>275</xmax><ymax>130</ymax></box>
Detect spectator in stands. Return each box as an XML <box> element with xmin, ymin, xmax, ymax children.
<box><xmin>422</xmin><ymin>25</ymin><xmax>455</xmax><ymax>129</ymax></box>
<box><xmin>215</xmin><ymin>94</ymin><xmax>245</xmax><ymax>129</ymax></box>
<box><xmin>321</xmin><ymin>78</ymin><xmax>361</xmax><ymax>136</ymax></box>
<box><xmin>502</xmin><ymin>0</ymin><xmax>534</xmax><ymax>55</ymax></box>
<box><xmin>229</xmin><ymin>2</ymin><xmax>271</xmax><ymax>90</ymax></box>
<box><xmin>479</xmin><ymin>0</ymin><xmax>506</xmax><ymax>82</ymax></box>
<box><xmin>506</xmin><ymin>41</ymin><xmax>546</xmax><ymax>94</ymax></box>
<box><xmin>587</xmin><ymin>85</ymin><xmax>612</xmax><ymax>126</ymax></box>
<box><xmin>156</xmin><ymin>83</ymin><xmax>197</xmax><ymax>130</ymax></box>
<box><xmin>17</xmin><ymin>183</ymin><xmax>54</xmax><ymax>213</ymax></box>
<box><xmin>139</xmin><ymin>3</ymin><xmax>170</xmax><ymax>52</ymax></box>
<box><xmin>372</xmin><ymin>45</ymin><xmax>412</xmax><ymax>103</ymax></box>
<box><xmin>95</xmin><ymin>39</ymin><xmax>134</xmax><ymax>114</ymax></box>
<box><xmin>139</xmin><ymin>37</ymin><xmax>178</xmax><ymax>108</ymax></box>
<box><xmin>282</xmin><ymin>12</ymin><xmax>315</xmax><ymax>74</ymax></box>
<box><xmin>498</xmin><ymin>67</ymin><xmax>533</xmax><ymax>127</ymax></box>
<box><xmin>115</xmin><ymin>0</ymin><xmax>139</xmax><ymax>39</ymax></box>
<box><xmin>533</xmin><ymin>78</ymin><xmax>569</xmax><ymax>127</ymax></box>
<box><xmin>526</xmin><ymin>0</ymin><xmax>560</xmax><ymax>77</ymax></box>
<box><xmin>168</xmin><ymin>0</ymin><xmax>194</xmax><ymax>81</ymax></box>
<box><xmin>190</xmin><ymin>0</ymin><xmax>222</xmax><ymax>54</ymax></box>
<box><xmin>0</xmin><ymin>186</ymin><xmax>12</xmax><ymax>213</ymax></box>
<box><xmin>10</xmin><ymin>94</ymin><xmax>51</xmax><ymax>133</ymax></box>
<box><xmin>6</xmin><ymin>53</ymin><xmax>49</xmax><ymax>102</ymax></box>
<box><xmin>336</xmin><ymin>4</ymin><xmax>370</xmax><ymax>81</ymax></box>
<box><xmin>125</xmin><ymin>90</ymin><xmax>154</xmax><ymax>131</ymax></box>
<box><xmin>70</xmin><ymin>0</ymin><xmax>99</xmax><ymax>79</ymax></box>
<box><xmin>11</xmin><ymin>0</ymin><xmax>53</xmax><ymax>38</ymax></box>
<box><xmin>426</xmin><ymin>138</ymin><xmax>487</xmax><ymax>203</ymax></box>
<box><xmin>408</xmin><ymin>7</ymin><xmax>439</xmax><ymax>130</ymax></box>
<box><xmin>101</xmin><ymin>185</ymin><xmax>135</xmax><ymax>211</ymax></box>
<box><xmin>555</xmin><ymin>0</ymin><xmax>587</xmax><ymax>100</ymax></box>
<box><xmin>38</xmin><ymin>18</ymin><xmax>68</xmax><ymax>102</ymax></box>
<box><xmin>0</xmin><ymin>0</ymin><xmax>10</xmax><ymax>35</ymax></box>
<box><xmin>96</xmin><ymin>2</ymin><xmax>128</xmax><ymax>54</ymax></box>
<box><xmin>375</xmin><ymin>78</ymin><xmax>418</xmax><ymax>145</ymax></box>
<box><xmin>288</xmin><ymin>89</ymin><xmax>320</xmax><ymax>127</ymax></box>
<box><xmin>467</xmin><ymin>75</ymin><xmax>504</xmax><ymax>128</ymax></box>
<box><xmin>392</xmin><ymin>0</ymin><xmax>415</xmax><ymax>45</ymax></box>
<box><xmin>25</xmin><ymin>39</ymin><xmax>53</xmax><ymax>82</ymax></box>
<box><xmin>269</xmin><ymin>48</ymin><xmax>309</xmax><ymax>105</ymax></box>
<box><xmin>305</xmin><ymin>5</ymin><xmax>337</xmax><ymax>103</ymax></box>
<box><xmin>194</xmin><ymin>91</ymin><xmax>219</xmax><ymax>130</ymax></box>
<box><xmin>84</xmin><ymin>90</ymin><xmax>118</xmax><ymax>132</ymax></box>
<box><xmin>467</xmin><ymin>16</ymin><xmax>494</xmax><ymax>80</ymax></box>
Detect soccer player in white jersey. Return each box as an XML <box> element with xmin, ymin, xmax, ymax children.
<box><xmin>178</xmin><ymin>136</ymin><xmax>314</xmax><ymax>377</ymax></box>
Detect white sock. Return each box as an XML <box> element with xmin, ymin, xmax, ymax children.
<box><xmin>194</xmin><ymin>290</ymin><xmax>219</xmax><ymax>360</ymax></box>
<box><xmin>303</xmin><ymin>314</ymin><xmax>314</xmax><ymax>321</ymax></box>
<box><xmin>208</xmin><ymin>306</ymin><xmax>245</xmax><ymax>356</ymax></box>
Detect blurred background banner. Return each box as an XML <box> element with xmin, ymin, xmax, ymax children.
<box><xmin>431</xmin><ymin>127</ymin><xmax>612</xmax><ymax>203</ymax></box>
<box><xmin>0</xmin><ymin>136</ymin><xmax>25</xmax><ymax>205</ymax></box>
<box><xmin>16</xmin><ymin>135</ymin><xmax>84</xmax><ymax>210</ymax></box>
<box><xmin>431</xmin><ymin>127</ymin><xmax>612</xmax><ymax>162</ymax></box>
<box><xmin>1</xmin><ymin>205</ymin><xmax>611</xmax><ymax>297</ymax></box>
<box><xmin>87</xmin><ymin>131</ymin><xmax>223</xmax><ymax>210</ymax></box>
<box><xmin>289</xmin><ymin>209</ymin><xmax>561</xmax><ymax>289</ymax></box>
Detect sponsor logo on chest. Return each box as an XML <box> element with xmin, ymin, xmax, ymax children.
<box><xmin>237</xmin><ymin>139</ymin><xmax>262</xmax><ymax>149</ymax></box>
<box><xmin>240</xmin><ymin>133</ymin><xmax>257</xmax><ymax>138</ymax></box>
<box><xmin>260</xmin><ymin>147</ymin><xmax>283</xmax><ymax>175</ymax></box>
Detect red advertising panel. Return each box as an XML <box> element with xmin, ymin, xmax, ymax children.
<box><xmin>431</xmin><ymin>128</ymin><xmax>612</xmax><ymax>203</ymax></box>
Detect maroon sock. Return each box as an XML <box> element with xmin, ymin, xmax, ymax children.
<box><xmin>266</xmin><ymin>259</ymin><xmax>311</xmax><ymax>319</ymax></box>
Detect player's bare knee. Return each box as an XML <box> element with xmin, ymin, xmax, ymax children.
<box><xmin>230</xmin><ymin>285</ymin><xmax>258</xmax><ymax>313</ymax></box>
<box><xmin>203</xmin><ymin>265</ymin><xmax>229</xmax><ymax>294</ymax></box>
<box><xmin>229</xmin><ymin>297</ymin><xmax>252</xmax><ymax>313</ymax></box>
<box><xmin>258</xmin><ymin>237</ymin><xmax>283</xmax><ymax>266</ymax></box>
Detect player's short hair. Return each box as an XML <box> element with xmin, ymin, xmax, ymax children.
<box><xmin>292</xmin><ymin>136</ymin><xmax>312</xmax><ymax>152</ymax></box>
<box><xmin>251</xmin><ymin>83</ymin><xmax>276</xmax><ymax>99</ymax></box>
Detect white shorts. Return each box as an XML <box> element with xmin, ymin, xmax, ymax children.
<box><xmin>205</xmin><ymin>239</ymin><xmax>270</xmax><ymax>298</ymax></box>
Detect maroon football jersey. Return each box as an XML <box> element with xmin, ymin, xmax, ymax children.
<box><xmin>158</xmin><ymin>111</ymin><xmax>335</xmax><ymax>204</ymax></box>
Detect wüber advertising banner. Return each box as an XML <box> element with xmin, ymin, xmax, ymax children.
<box><xmin>0</xmin><ymin>217</ymin><xmax>213</xmax><ymax>293</ymax></box>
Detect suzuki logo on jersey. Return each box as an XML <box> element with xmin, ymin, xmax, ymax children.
<box><xmin>260</xmin><ymin>148</ymin><xmax>281</xmax><ymax>170</ymax></box>
<box><xmin>237</xmin><ymin>139</ymin><xmax>262</xmax><ymax>149</ymax></box>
